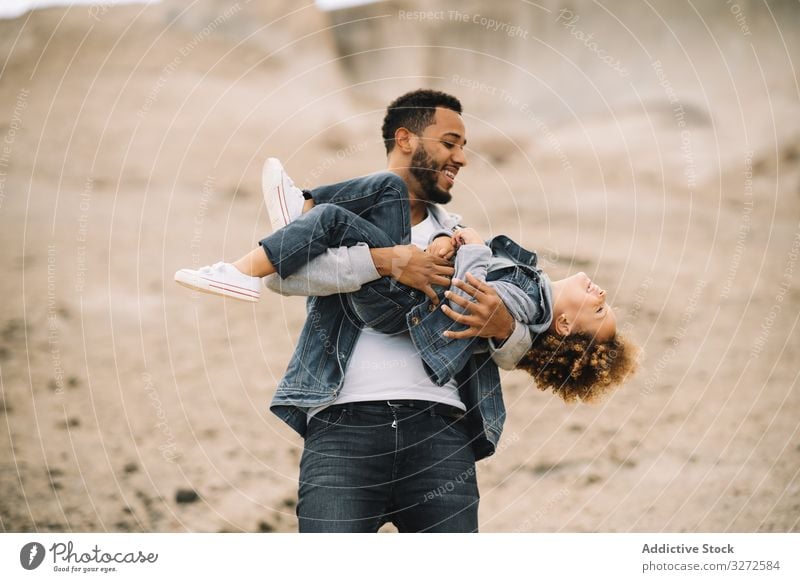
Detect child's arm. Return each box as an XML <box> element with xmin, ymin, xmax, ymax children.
<box><xmin>408</xmin><ymin>229</ymin><xmax>543</xmax><ymax>384</ymax></box>
<box><xmin>445</xmin><ymin>228</ymin><xmax>539</xmax><ymax>324</ymax></box>
<box><xmin>448</xmin><ymin>245</ymin><xmax>491</xmax><ymax>313</ymax></box>
<box><xmin>446</xmin><ymin>228</ymin><xmax>491</xmax><ymax>314</ymax></box>
<box><xmin>487</xmin><ymin>281</ymin><xmax>534</xmax><ymax>369</ymax></box>
<box><xmin>443</xmin><ymin>230</ymin><xmax>544</xmax><ymax>370</ymax></box>
<box><xmin>442</xmin><ymin>276</ymin><xmax>537</xmax><ymax>371</ymax></box>
<box><xmin>426</xmin><ymin>235</ymin><xmax>457</xmax><ymax>260</ymax></box>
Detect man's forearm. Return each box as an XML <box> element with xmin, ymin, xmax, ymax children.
<box><xmin>264</xmin><ymin>244</ymin><xmax>380</xmax><ymax>297</ymax></box>
<box><xmin>371</xmin><ymin>244</ymin><xmax>455</xmax><ymax>302</ymax></box>
<box><xmin>266</xmin><ymin>243</ymin><xmax>454</xmax><ymax>300</ymax></box>
<box><xmin>369</xmin><ymin>247</ymin><xmax>394</xmax><ymax>277</ymax></box>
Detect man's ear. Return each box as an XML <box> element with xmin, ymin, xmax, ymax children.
<box><xmin>554</xmin><ymin>313</ymin><xmax>572</xmax><ymax>336</ymax></box>
<box><xmin>394</xmin><ymin>127</ymin><xmax>417</xmax><ymax>154</ymax></box>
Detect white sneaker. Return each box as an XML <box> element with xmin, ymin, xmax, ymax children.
<box><xmin>263</xmin><ymin>157</ymin><xmax>304</xmax><ymax>232</ymax></box>
<box><xmin>174</xmin><ymin>262</ymin><xmax>261</xmax><ymax>302</ymax></box>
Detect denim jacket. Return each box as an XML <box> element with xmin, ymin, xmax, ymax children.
<box><xmin>268</xmin><ymin>209</ymin><xmax>551</xmax><ymax>461</ymax></box>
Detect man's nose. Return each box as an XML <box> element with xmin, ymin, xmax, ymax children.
<box><xmin>452</xmin><ymin>145</ymin><xmax>467</xmax><ymax>167</ymax></box>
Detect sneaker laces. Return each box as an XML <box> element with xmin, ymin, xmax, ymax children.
<box><xmin>198</xmin><ymin>262</ymin><xmax>226</xmax><ymax>274</ymax></box>
<box><xmin>285</xmin><ymin>172</ymin><xmax>297</xmax><ymax>189</ymax></box>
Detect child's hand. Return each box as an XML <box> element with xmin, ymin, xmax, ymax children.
<box><xmin>426</xmin><ymin>235</ymin><xmax>457</xmax><ymax>260</ymax></box>
<box><xmin>453</xmin><ymin>228</ymin><xmax>484</xmax><ymax>246</ymax></box>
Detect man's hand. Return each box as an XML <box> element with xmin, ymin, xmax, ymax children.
<box><xmin>441</xmin><ymin>273</ymin><xmax>515</xmax><ymax>340</ymax></box>
<box><xmin>370</xmin><ymin>245</ymin><xmax>454</xmax><ymax>304</ymax></box>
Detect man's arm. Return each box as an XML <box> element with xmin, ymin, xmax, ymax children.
<box><xmin>264</xmin><ymin>243</ymin><xmax>453</xmax><ymax>300</ymax></box>
<box><xmin>263</xmin><ymin>243</ymin><xmax>378</xmax><ymax>297</ymax></box>
<box><xmin>442</xmin><ymin>273</ymin><xmax>516</xmax><ymax>341</ymax></box>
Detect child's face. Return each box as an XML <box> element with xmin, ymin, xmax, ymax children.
<box><xmin>555</xmin><ymin>272</ymin><xmax>617</xmax><ymax>341</ymax></box>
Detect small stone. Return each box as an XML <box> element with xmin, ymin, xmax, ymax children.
<box><xmin>257</xmin><ymin>520</ymin><xmax>275</xmax><ymax>533</ymax></box>
<box><xmin>2</xmin><ymin>320</ymin><xmax>22</xmax><ymax>341</ymax></box>
<box><xmin>136</xmin><ymin>490</ymin><xmax>152</xmax><ymax>507</ymax></box>
<box><xmin>531</xmin><ymin>462</ymin><xmax>561</xmax><ymax>476</ymax></box>
<box><xmin>175</xmin><ymin>488</ymin><xmax>199</xmax><ymax>504</ymax></box>
<box><xmin>585</xmin><ymin>474</ymin><xmax>602</xmax><ymax>485</ymax></box>
<box><xmin>61</xmin><ymin>417</ymin><xmax>80</xmax><ymax>428</ymax></box>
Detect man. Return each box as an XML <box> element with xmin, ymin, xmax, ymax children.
<box><xmin>265</xmin><ymin>90</ymin><xmax>530</xmax><ymax>532</ymax></box>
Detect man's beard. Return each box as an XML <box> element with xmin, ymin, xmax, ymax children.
<box><xmin>410</xmin><ymin>146</ymin><xmax>452</xmax><ymax>205</ymax></box>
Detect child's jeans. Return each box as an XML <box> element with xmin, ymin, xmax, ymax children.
<box><xmin>259</xmin><ymin>172</ymin><xmax>428</xmax><ymax>334</ymax></box>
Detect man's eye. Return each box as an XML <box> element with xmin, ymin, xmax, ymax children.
<box><xmin>596</xmin><ymin>306</ymin><xmax>604</xmax><ymax>314</ymax></box>
<box><xmin>442</xmin><ymin>142</ymin><xmax>455</xmax><ymax>149</ymax></box>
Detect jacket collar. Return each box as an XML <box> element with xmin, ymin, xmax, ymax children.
<box><xmin>427</xmin><ymin>204</ymin><xmax>462</xmax><ymax>230</ymax></box>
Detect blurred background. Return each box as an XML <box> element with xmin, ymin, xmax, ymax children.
<box><xmin>1</xmin><ymin>0</ymin><xmax>798</xmax><ymax>532</ymax></box>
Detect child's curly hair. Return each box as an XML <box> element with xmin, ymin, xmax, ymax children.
<box><xmin>516</xmin><ymin>331</ymin><xmax>639</xmax><ymax>403</ymax></box>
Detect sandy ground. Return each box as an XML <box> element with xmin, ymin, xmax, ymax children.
<box><xmin>1</xmin><ymin>0</ymin><xmax>799</xmax><ymax>533</ymax></box>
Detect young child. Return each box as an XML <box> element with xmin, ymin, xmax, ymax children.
<box><xmin>175</xmin><ymin>159</ymin><xmax>637</xmax><ymax>402</ymax></box>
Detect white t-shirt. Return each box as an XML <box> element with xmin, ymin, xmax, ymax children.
<box><xmin>308</xmin><ymin>213</ymin><xmax>464</xmax><ymax>417</ymax></box>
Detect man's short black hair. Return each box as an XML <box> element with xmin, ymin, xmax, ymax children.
<box><xmin>381</xmin><ymin>89</ymin><xmax>463</xmax><ymax>155</ymax></box>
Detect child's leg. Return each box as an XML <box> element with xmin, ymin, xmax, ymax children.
<box><xmin>259</xmin><ymin>203</ymin><xmax>397</xmax><ymax>279</ymax></box>
<box><xmin>177</xmin><ymin>170</ymin><xmax>412</xmax><ymax>303</ymax></box>
<box><xmin>306</xmin><ymin>172</ymin><xmax>411</xmax><ymax>245</ymax></box>
<box><xmin>174</xmin><ymin>204</ymin><xmax>400</xmax><ymax>304</ymax></box>
<box><xmin>346</xmin><ymin>278</ymin><xmax>423</xmax><ymax>334</ymax></box>
<box><xmin>301</xmin><ymin>172</ymin><xmax>420</xmax><ymax>331</ymax></box>
<box><xmin>235</xmin><ymin>171</ymin><xmax>411</xmax><ymax>278</ymax></box>
<box><xmin>231</xmin><ymin>247</ymin><xmax>275</xmax><ymax>277</ymax></box>
<box><xmin>262</xmin><ymin>201</ymin><xmax>421</xmax><ymax>331</ymax></box>
<box><xmin>264</xmin><ymin>161</ymin><xmax>408</xmax><ymax>231</ymax></box>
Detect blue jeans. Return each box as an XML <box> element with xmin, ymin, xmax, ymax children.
<box><xmin>259</xmin><ymin>172</ymin><xmax>422</xmax><ymax>333</ymax></box>
<box><xmin>297</xmin><ymin>401</ymin><xmax>479</xmax><ymax>532</ymax></box>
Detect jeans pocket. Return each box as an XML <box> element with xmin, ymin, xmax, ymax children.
<box><xmin>305</xmin><ymin>406</ymin><xmax>348</xmax><ymax>446</ymax></box>
<box><xmin>433</xmin><ymin>414</ymin><xmax>471</xmax><ymax>441</ymax></box>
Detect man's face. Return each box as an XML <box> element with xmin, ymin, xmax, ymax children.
<box><xmin>409</xmin><ymin>107</ymin><xmax>467</xmax><ymax>204</ymax></box>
